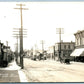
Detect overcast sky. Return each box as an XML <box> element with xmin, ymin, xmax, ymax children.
<box><xmin>0</xmin><ymin>2</ymin><xmax>84</xmax><ymax>51</ymax></box>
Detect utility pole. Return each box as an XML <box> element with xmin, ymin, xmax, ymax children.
<box><xmin>14</xmin><ymin>4</ymin><xmax>28</xmax><ymax>69</ymax></box>
<box><xmin>35</xmin><ymin>44</ymin><xmax>36</xmax><ymax>55</ymax></box>
<box><xmin>13</xmin><ymin>34</ymin><xmax>19</xmax><ymax>64</ymax></box>
<box><xmin>31</xmin><ymin>47</ymin><xmax>33</xmax><ymax>58</ymax></box>
<box><xmin>6</xmin><ymin>41</ymin><xmax>8</xmax><ymax>46</ymax></box>
<box><xmin>16</xmin><ymin>35</ymin><xmax>19</xmax><ymax>64</ymax></box>
<box><xmin>40</xmin><ymin>40</ymin><xmax>45</xmax><ymax>60</ymax></box>
<box><xmin>13</xmin><ymin>28</ymin><xmax>27</xmax><ymax>66</ymax></box>
<box><xmin>56</xmin><ymin>28</ymin><xmax>64</xmax><ymax>62</ymax></box>
<box><xmin>40</xmin><ymin>40</ymin><xmax>45</xmax><ymax>53</ymax></box>
<box><xmin>35</xmin><ymin>44</ymin><xmax>38</xmax><ymax>57</ymax></box>
<box><xmin>13</xmin><ymin>28</ymin><xmax>20</xmax><ymax>64</ymax></box>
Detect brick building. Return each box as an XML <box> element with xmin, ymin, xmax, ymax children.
<box><xmin>55</xmin><ymin>41</ymin><xmax>75</xmax><ymax>60</ymax></box>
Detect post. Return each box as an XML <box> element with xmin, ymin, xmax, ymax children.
<box><xmin>13</xmin><ymin>28</ymin><xmax>27</xmax><ymax>65</ymax></box>
<box><xmin>20</xmin><ymin>4</ymin><xmax>23</xmax><ymax>69</ymax></box>
<box><xmin>40</xmin><ymin>40</ymin><xmax>45</xmax><ymax>60</ymax></box>
<box><xmin>16</xmin><ymin>36</ymin><xmax>18</xmax><ymax>64</ymax></box>
<box><xmin>41</xmin><ymin>40</ymin><xmax>44</xmax><ymax>53</ymax></box>
<box><xmin>56</xmin><ymin>28</ymin><xmax>64</xmax><ymax>62</ymax></box>
<box><xmin>59</xmin><ymin>28</ymin><xmax>61</xmax><ymax>61</ymax></box>
<box><xmin>14</xmin><ymin>4</ymin><xmax>28</xmax><ymax>69</ymax></box>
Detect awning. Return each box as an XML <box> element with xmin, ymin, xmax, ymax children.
<box><xmin>70</xmin><ymin>48</ymin><xmax>84</xmax><ymax>57</ymax></box>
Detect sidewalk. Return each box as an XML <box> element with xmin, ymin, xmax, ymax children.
<box><xmin>0</xmin><ymin>60</ymin><xmax>28</xmax><ymax>82</ymax></box>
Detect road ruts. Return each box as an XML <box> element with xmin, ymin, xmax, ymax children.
<box><xmin>23</xmin><ymin>58</ymin><xmax>84</xmax><ymax>82</ymax></box>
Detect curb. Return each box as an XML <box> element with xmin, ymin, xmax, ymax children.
<box><xmin>0</xmin><ymin>60</ymin><xmax>28</xmax><ymax>82</ymax></box>
<box><xmin>18</xmin><ymin>69</ymin><xmax>28</xmax><ymax>82</ymax></box>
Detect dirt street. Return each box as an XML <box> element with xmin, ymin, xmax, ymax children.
<box><xmin>23</xmin><ymin>58</ymin><xmax>84</xmax><ymax>82</ymax></box>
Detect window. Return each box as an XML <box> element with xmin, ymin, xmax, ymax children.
<box><xmin>78</xmin><ymin>38</ymin><xmax>80</xmax><ymax>45</ymax></box>
<box><xmin>82</xmin><ymin>38</ymin><xmax>84</xmax><ymax>45</ymax></box>
<box><xmin>64</xmin><ymin>45</ymin><xmax>66</xmax><ymax>49</ymax></box>
<box><xmin>68</xmin><ymin>45</ymin><xmax>70</xmax><ymax>49</ymax></box>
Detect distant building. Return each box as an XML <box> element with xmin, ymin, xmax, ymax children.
<box><xmin>55</xmin><ymin>41</ymin><xmax>75</xmax><ymax>60</ymax></box>
<box><xmin>47</xmin><ymin>46</ymin><xmax>55</xmax><ymax>60</ymax></box>
<box><xmin>71</xmin><ymin>30</ymin><xmax>84</xmax><ymax>62</ymax></box>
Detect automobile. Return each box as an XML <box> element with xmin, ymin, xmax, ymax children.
<box><xmin>60</xmin><ymin>56</ymin><xmax>70</xmax><ymax>64</ymax></box>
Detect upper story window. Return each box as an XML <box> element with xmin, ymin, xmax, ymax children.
<box><xmin>68</xmin><ymin>45</ymin><xmax>70</xmax><ymax>49</ymax></box>
<box><xmin>64</xmin><ymin>45</ymin><xmax>66</xmax><ymax>49</ymax></box>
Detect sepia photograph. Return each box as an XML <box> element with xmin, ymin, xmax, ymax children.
<box><xmin>0</xmin><ymin>0</ymin><xmax>84</xmax><ymax>82</ymax></box>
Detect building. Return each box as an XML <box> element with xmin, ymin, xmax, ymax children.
<box><xmin>55</xmin><ymin>41</ymin><xmax>75</xmax><ymax>61</ymax></box>
<box><xmin>70</xmin><ymin>30</ymin><xmax>84</xmax><ymax>62</ymax></box>
<box><xmin>47</xmin><ymin>46</ymin><xmax>55</xmax><ymax>60</ymax></box>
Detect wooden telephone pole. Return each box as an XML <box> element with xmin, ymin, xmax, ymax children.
<box><xmin>13</xmin><ymin>34</ymin><xmax>19</xmax><ymax>64</ymax></box>
<box><xmin>14</xmin><ymin>4</ymin><xmax>28</xmax><ymax>69</ymax></box>
<box><xmin>13</xmin><ymin>28</ymin><xmax>27</xmax><ymax>65</ymax></box>
<box><xmin>40</xmin><ymin>40</ymin><xmax>45</xmax><ymax>53</ymax></box>
<box><xmin>56</xmin><ymin>28</ymin><xmax>64</xmax><ymax>62</ymax></box>
<box><xmin>6</xmin><ymin>41</ymin><xmax>8</xmax><ymax>46</ymax></box>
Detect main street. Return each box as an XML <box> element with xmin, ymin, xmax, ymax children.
<box><xmin>23</xmin><ymin>58</ymin><xmax>84</xmax><ymax>82</ymax></box>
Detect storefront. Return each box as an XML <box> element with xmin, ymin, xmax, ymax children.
<box><xmin>71</xmin><ymin>30</ymin><xmax>84</xmax><ymax>62</ymax></box>
<box><xmin>70</xmin><ymin>48</ymin><xmax>84</xmax><ymax>62</ymax></box>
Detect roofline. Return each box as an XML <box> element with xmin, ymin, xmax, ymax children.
<box><xmin>74</xmin><ymin>30</ymin><xmax>84</xmax><ymax>35</ymax></box>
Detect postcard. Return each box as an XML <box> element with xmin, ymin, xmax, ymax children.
<box><xmin>0</xmin><ymin>0</ymin><xmax>84</xmax><ymax>83</ymax></box>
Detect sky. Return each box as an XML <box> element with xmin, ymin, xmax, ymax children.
<box><xmin>0</xmin><ymin>2</ymin><xmax>84</xmax><ymax>51</ymax></box>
